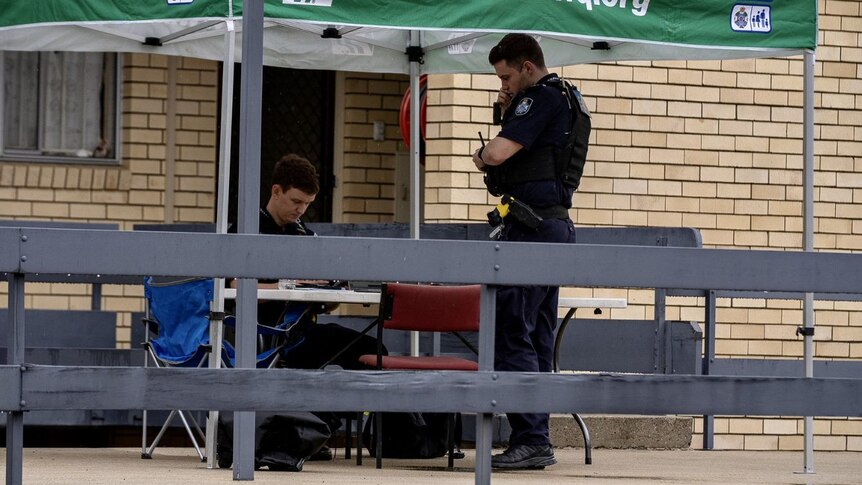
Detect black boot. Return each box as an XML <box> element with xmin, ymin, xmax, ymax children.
<box><xmin>491</xmin><ymin>444</ymin><xmax>556</xmax><ymax>469</ymax></box>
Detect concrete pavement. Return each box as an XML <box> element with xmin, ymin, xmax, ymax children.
<box><xmin>2</xmin><ymin>447</ymin><xmax>860</xmax><ymax>484</ymax></box>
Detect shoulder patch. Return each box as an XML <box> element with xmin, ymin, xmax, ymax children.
<box><xmin>514</xmin><ymin>97</ymin><xmax>533</xmax><ymax>116</ymax></box>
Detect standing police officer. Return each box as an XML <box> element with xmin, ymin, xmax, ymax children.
<box><xmin>472</xmin><ymin>33</ymin><xmax>589</xmax><ymax>470</ymax></box>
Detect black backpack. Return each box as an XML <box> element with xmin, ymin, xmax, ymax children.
<box><xmin>558</xmin><ymin>80</ymin><xmax>592</xmax><ymax>191</ymax></box>
<box><xmin>217</xmin><ymin>411</ymin><xmax>331</xmax><ymax>472</ymax></box>
<box><xmin>362</xmin><ymin>412</ymin><xmax>456</xmax><ymax>459</ymax></box>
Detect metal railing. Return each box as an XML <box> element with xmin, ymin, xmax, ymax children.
<box><xmin>4</xmin><ymin>227</ymin><xmax>862</xmax><ymax>485</ymax></box>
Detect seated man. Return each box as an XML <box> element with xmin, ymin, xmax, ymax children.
<box><xmin>229</xmin><ymin>153</ymin><xmax>386</xmax><ymax>461</ymax></box>
<box><xmin>232</xmin><ymin>153</ymin><xmax>383</xmax><ymax>371</ymax></box>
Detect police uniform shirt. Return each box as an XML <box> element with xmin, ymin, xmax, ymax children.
<box><xmin>259</xmin><ymin>206</ymin><xmax>316</xmax><ymax>237</ymax></box>
<box><xmin>228</xmin><ymin>207</ymin><xmax>316</xmax><ymax>325</ymax></box>
<box><xmin>497</xmin><ymin>73</ymin><xmax>574</xmax><ymax>210</ymax></box>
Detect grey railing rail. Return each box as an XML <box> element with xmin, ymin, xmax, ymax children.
<box><xmin>4</xmin><ymin>227</ymin><xmax>862</xmax><ymax>485</ymax></box>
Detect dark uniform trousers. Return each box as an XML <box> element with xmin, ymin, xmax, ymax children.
<box><xmin>495</xmin><ymin>217</ymin><xmax>576</xmax><ymax>446</ymax></box>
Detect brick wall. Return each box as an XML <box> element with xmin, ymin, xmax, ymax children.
<box><xmin>339</xmin><ymin>73</ymin><xmax>409</xmax><ymax>223</ymax></box>
<box><xmin>423</xmin><ymin>0</ymin><xmax>862</xmax><ymax>450</ymax></box>
<box><xmin>0</xmin><ymin>53</ymin><xmax>219</xmax><ymax>346</ymax></box>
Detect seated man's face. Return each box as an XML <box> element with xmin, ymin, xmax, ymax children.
<box><xmin>272</xmin><ymin>185</ymin><xmax>316</xmax><ymax>224</ymax></box>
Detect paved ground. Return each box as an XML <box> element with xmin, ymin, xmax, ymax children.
<box><xmin>2</xmin><ymin>447</ymin><xmax>860</xmax><ymax>484</ymax></box>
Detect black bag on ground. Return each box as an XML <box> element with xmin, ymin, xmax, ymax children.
<box><xmin>217</xmin><ymin>411</ymin><xmax>330</xmax><ymax>472</ymax></box>
<box><xmin>362</xmin><ymin>412</ymin><xmax>455</xmax><ymax>459</ymax></box>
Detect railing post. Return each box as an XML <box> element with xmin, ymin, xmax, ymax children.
<box><xmin>475</xmin><ymin>284</ymin><xmax>496</xmax><ymax>485</ymax></box>
<box><xmin>234</xmin><ymin>0</ymin><xmax>264</xmax><ymax>480</ymax></box>
<box><xmin>654</xmin><ymin>288</ymin><xmax>667</xmax><ymax>373</ymax></box>
<box><xmin>6</xmin><ymin>272</ymin><xmax>25</xmax><ymax>485</ymax></box>
<box><xmin>702</xmin><ymin>290</ymin><xmax>716</xmax><ymax>450</ymax></box>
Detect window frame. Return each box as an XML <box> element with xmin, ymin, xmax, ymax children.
<box><xmin>0</xmin><ymin>51</ymin><xmax>123</xmax><ymax>166</ymax></box>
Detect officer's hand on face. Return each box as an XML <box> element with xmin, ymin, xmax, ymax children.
<box><xmin>497</xmin><ymin>89</ymin><xmax>514</xmax><ymax>114</ymax></box>
<box><xmin>472</xmin><ymin>148</ymin><xmax>486</xmax><ymax>171</ymax></box>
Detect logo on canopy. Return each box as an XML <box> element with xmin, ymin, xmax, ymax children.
<box><xmin>731</xmin><ymin>4</ymin><xmax>772</xmax><ymax>33</ymax></box>
<box><xmin>284</xmin><ymin>0</ymin><xmax>333</xmax><ymax>6</ymax></box>
<box><xmin>447</xmin><ymin>33</ymin><xmax>477</xmax><ymax>55</ymax></box>
<box><xmin>166</xmin><ymin>0</ymin><xmax>194</xmax><ymax>4</ymax></box>
<box><xmin>332</xmin><ymin>40</ymin><xmax>373</xmax><ymax>56</ymax></box>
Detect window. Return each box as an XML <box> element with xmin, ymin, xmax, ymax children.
<box><xmin>2</xmin><ymin>51</ymin><xmax>120</xmax><ymax>163</ymax></box>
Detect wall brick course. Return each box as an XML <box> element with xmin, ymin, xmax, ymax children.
<box><xmin>714</xmin><ymin>434</ymin><xmax>745</xmax><ymax>450</ymax></box>
<box><xmin>744</xmin><ymin>435</ymin><xmax>779</xmax><ymax>451</ymax></box>
<box><xmin>31</xmin><ymin>203</ymin><xmax>69</xmax><ymax>218</ymax></box>
<box><xmin>816</xmin><ymin>342</ymin><xmax>850</xmax><ymax>357</ymax></box>
<box><xmin>611</xmin><ymin>210</ymin><xmax>648</xmax><ymax>226</ymax></box>
<box><xmin>702</xmin><ymin>103</ymin><xmax>736</xmax><ymax>119</ymax></box>
<box><xmin>682</xmin><ymin>214</ymin><xmax>717</xmax><ymax>229</ymax></box>
<box><xmin>595</xmin><ymin>194</ymin><xmax>631</xmax><ymax>210</ymax></box>
<box><xmin>68</xmin><ymin>204</ymin><xmax>107</xmax><ymax>219</ymax></box>
<box><xmin>647</xmin><ymin>211</ymin><xmax>681</xmax><ymax>227</ymax></box>
<box><xmin>816</xmin><ymin>436</ymin><xmax>848</xmax><ymax>451</ymax></box>
<box><xmin>737</xmin><ymin>73</ymin><xmax>771</xmax><ymax>89</ymax></box>
<box><xmin>665</xmin><ymin>165</ymin><xmax>699</xmax><ymax>181</ymax></box>
<box><xmin>11</xmin><ymin>166</ymin><xmax>27</xmax><ymax>186</ymax></box>
<box><xmin>730</xmin><ymin>418</ymin><xmax>763</xmax><ymax>434</ymax></box>
<box><xmin>597</xmin><ymin>64</ymin><xmax>633</xmax><ymax>81</ymax></box>
<box><xmin>686</xmin><ymin>86</ymin><xmax>720</xmax><ymax>103</ymax></box>
<box><xmin>25</xmin><ymin>167</ymin><xmax>41</xmax><ymax>187</ymax></box>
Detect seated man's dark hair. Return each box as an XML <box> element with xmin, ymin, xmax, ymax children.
<box><xmin>272</xmin><ymin>154</ymin><xmax>320</xmax><ymax>195</ymax></box>
<box><xmin>488</xmin><ymin>33</ymin><xmax>546</xmax><ymax>69</ymax></box>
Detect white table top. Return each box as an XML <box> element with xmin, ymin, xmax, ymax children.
<box><xmin>559</xmin><ymin>297</ymin><xmax>627</xmax><ymax>309</ymax></box>
<box><xmin>224</xmin><ymin>288</ymin><xmax>626</xmax><ymax>309</ymax></box>
<box><xmin>223</xmin><ymin>287</ymin><xmax>379</xmax><ymax>304</ymax></box>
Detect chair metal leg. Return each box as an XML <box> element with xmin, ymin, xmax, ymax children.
<box><xmin>177</xmin><ymin>410</ymin><xmax>206</xmax><ymax>462</ymax></box>
<box><xmin>374</xmin><ymin>412</ymin><xmax>383</xmax><ymax>469</ymax></box>
<box><xmin>573</xmin><ymin>413</ymin><xmax>592</xmax><ymax>465</ymax></box>
<box><xmin>356</xmin><ymin>412</ymin><xmax>364</xmax><ymax>466</ymax></box>
<box><xmin>144</xmin><ymin>409</ymin><xmax>178</xmax><ymax>458</ymax></box>
<box><xmin>144</xmin><ymin>409</ymin><xmax>206</xmax><ymax>462</ymax></box>
<box><xmin>447</xmin><ymin>414</ymin><xmax>455</xmax><ymax>469</ymax></box>
<box><xmin>554</xmin><ymin>307</ymin><xmax>593</xmax><ymax>465</ymax></box>
<box><xmin>141</xmin><ymin>409</ymin><xmax>149</xmax><ymax>459</ymax></box>
<box><xmin>141</xmin><ymin>338</ymin><xmax>154</xmax><ymax>459</ymax></box>
<box><xmin>186</xmin><ymin>410</ymin><xmax>207</xmax><ymax>444</ymax></box>
<box><xmin>345</xmin><ymin>415</ymin><xmax>352</xmax><ymax>460</ymax></box>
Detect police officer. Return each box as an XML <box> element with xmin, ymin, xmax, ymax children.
<box><xmin>472</xmin><ymin>33</ymin><xmax>585</xmax><ymax>470</ymax></box>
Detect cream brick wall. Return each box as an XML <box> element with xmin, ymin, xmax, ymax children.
<box><xmin>1</xmin><ymin>54</ymin><xmax>218</xmax><ymax>347</ymax></box>
<box><xmin>338</xmin><ymin>73</ymin><xmax>409</xmax><ymax>223</ymax></box>
<box><xmin>422</xmin><ymin>1</ymin><xmax>862</xmax><ymax>450</ymax></box>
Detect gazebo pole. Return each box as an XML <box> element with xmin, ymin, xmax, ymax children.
<box><xmin>205</xmin><ymin>17</ymin><xmax>236</xmax><ymax>469</ymax></box>
<box><xmin>800</xmin><ymin>48</ymin><xmax>816</xmax><ymax>475</ymax></box>
<box><xmin>408</xmin><ymin>30</ymin><xmax>422</xmax><ymax>357</ymax></box>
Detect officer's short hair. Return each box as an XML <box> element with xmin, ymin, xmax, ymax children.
<box><xmin>272</xmin><ymin>154</ymin><xmax>319</xmax><ymax>195</ymax></box>
<box><xmin>488</xmin><ymin>33</ymin><xmax>546</xmax><ymax>69</ymax></box>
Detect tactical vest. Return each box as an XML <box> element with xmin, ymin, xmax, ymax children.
<box><xmin>485</xmin><ymin>78</ymin><xmax>591</xmax><ymax>195</ymax></box>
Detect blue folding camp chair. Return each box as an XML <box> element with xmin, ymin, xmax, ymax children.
<box><xmin>141</xmin><ymin>276</ymin><xmax>216</xmax><ymax>461</ymax></box>
<box><xmin>141</xmin><ymin>278</ymin><xmax>309</xmax><ymax>461</ymax></box>
<box><xmin>221</xmin><ymin>304</ymin><xmax>314</xmax><ymax>368</ymax></box>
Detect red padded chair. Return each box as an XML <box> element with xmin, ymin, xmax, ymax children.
<box><xmin>358</xmin><ymin>283</ymin><xmax>481</xmax><ymax>468</ymax></box>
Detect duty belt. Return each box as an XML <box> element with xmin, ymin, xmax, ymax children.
<box><xmin>532</xmin><ymin>205</ymin><xmax>570</xmax><ymax>220</ymax></box>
